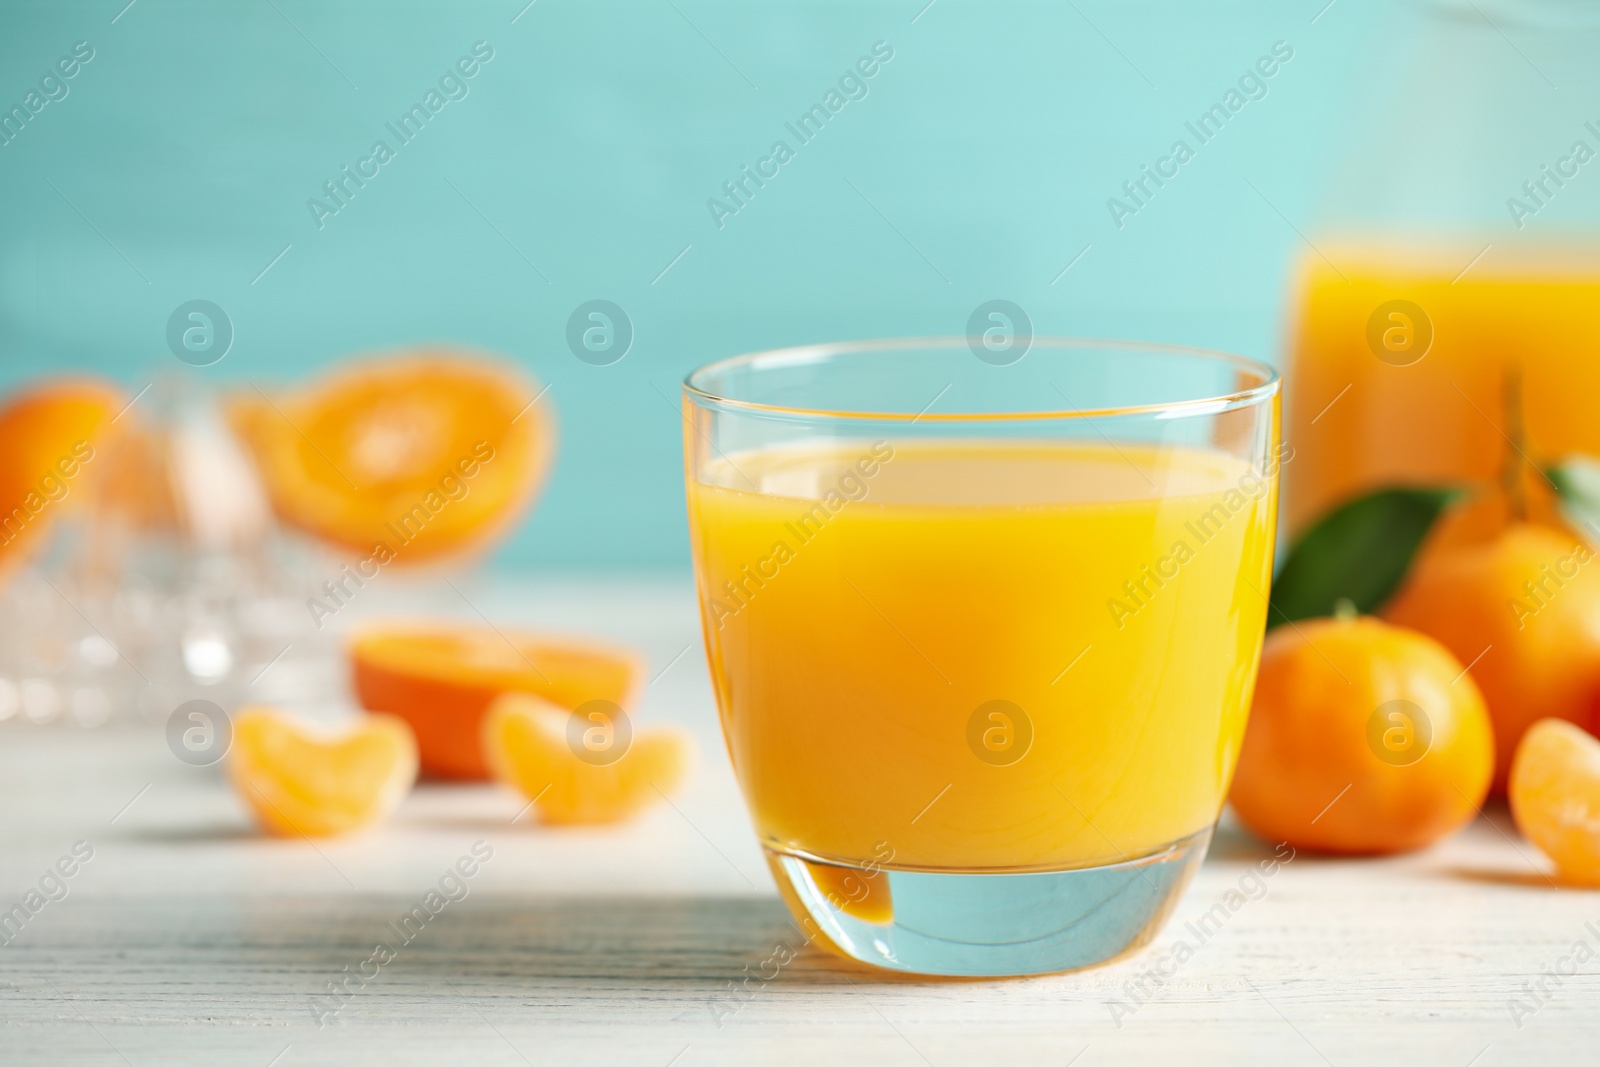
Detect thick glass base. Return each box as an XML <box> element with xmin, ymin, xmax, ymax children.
<box><xmin>767</xmin><ymin>828</ymin><xmax>1211</xmax><ymax>977</ymax></box>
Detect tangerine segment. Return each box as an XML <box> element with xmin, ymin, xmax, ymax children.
<box><xmin>1509</xmin><ymin>718</ymin><xmax>1600</xmax><ymax>885</ymax></box>
<box><xmin>0</xmin><ymin>378</ymin><xmax>121</xmax><ymax>575</ymax></box>
<box><xmin>483</xmin><ymin>693</ymin><xmax>692</xmax><ymax>825</ymax></box>
<box><xmin>231</xmin><ymin>352</ymin><xmax>552</xmax><ymax>562</ymax></box>
<box><xmin>1229</xmin><ymin>615</ymin><xmax>1494</xmax><ymax>855</ymax></box>
<box><xmin>227</xmin><ymin>707</ymin><xmax>418</xmax><ymax>837</ymax></box>
<box><xmin>350</xmin><ymin>623</ymin><xmax>642</xmax><ymax>780</ymax></box>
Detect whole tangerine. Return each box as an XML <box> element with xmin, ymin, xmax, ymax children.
<box><xmin>1384</xmin><ymin>522</ymin><xmax>1600</xmax><ymax>792</ymax></box>
<box><xmin>1230</xmin><ymin>614</ymin><xmax>1493</xmax><ymax>854</ymax></box>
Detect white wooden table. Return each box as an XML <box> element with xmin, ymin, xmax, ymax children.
<box><xmin>1</xmin><ymin>576</ymin><xmax>1594</xmax><ymax>1065</ymax></box>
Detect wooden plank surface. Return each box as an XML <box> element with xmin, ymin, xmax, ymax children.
<box><xmin>0</xmin><ymin>576</ymin><xmax>1595</xmax><ymax>1065</ymax></box>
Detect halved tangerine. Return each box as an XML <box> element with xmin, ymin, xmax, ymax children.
<box><xmin>0</xmin><ymin>378</ymin><xmax>121</xmax><ymax>579</ymax></box>
<box><xmin>349</xmin><ymin>621</ymin><xmax>642</xmax><ymax>780</ymax></box>
<box><xmin>483</xmin><ymin>692</ymin><xmax>692</xmax><ymax>825</ymax></box>
<box><xmin>227</xmin><ymin>707</ymin><xmax>418</xmax><ymax>837</ymax></box>
<box><xmin>230</xmin><ymin>351</ymin><xmax>553</xmax><ymax>562</ymax></box>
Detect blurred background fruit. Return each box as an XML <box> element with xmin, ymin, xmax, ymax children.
<box><xmin>1384</xmin><ymin>523</ymin><xmax>1600</xmax><ymax>792</ymax></box>
<box><xmin>1230</xmin><ymin>613</ymin><xmax>1493</xmax><ymax>854</ymax></box>
<box><xmin>1412</xmin><ymin>471</ymin><xmax>1568</xmax><ymax>557</ymax></box>
<box><xmin>0</xmin><ymin>378</ymin><xmax>121</xmax><ymax>581</ymax></box>
<box><xmin>230</xmin><ymin>351</ymin><xmax>552</xmax><ymax>565</ymax></box>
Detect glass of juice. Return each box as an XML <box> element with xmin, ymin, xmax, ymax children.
<box><xmin>683</xmin><ymin>338</ymin><xmax>1281</xmax><ymax>977</ymax></box>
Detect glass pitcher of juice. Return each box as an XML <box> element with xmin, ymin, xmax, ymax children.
<box><xmin>1285</xmin><ymin>0</ymin><xmax>1600</xmax><ymax>531</ymax></box>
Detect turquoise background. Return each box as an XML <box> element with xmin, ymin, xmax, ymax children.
<box><xmin>0</xmin><ymin>0</ymin><xmax>1372</xmax><ymax>569</ymax></box>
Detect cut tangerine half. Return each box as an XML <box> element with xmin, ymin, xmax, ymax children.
<box><xmin>0</xmin><ymin>378</ymin><xmax>121</xmax><ymax>579</ymax></box>
<box><xmin>227</xmin><ymin>707</ymin><xmax>418</xmax><ymax>837</ymax></box>
<box><xmin>1509</xmin><ymin>718</ymin><xmax>1600</xmax><ymax>885</ymax></box>
<box><xmin>483</xmin><ymin>692</ymin><xmax>692</xmax><ymax>825</ymax></box>
<box><xmin>349</xmin><ymin>622</ymin><xmax>642</xmax><ymax>780</ymax></box>
<box><xmin>231</xmin><ymin>351</ymin><xmax>552</xmax><ymax>562</ymax></box>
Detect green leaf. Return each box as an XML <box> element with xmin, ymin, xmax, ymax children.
<box><xmin>1267</xmin><ymin>486</ymin><xmax>1462</xmax><ymax>629</ymax></box>
<box><xmin>1547</xmin><ymin>455</ymin><xmax>1600</xmax><ymax>543</ymax></box>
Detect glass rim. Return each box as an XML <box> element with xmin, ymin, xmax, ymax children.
<box><xmin>681</xmin><ymin>336</ymin><xmax>1280</xmax><ymax>424</ymax></box>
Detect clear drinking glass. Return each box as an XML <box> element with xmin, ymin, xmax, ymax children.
<box><xmin>683</xmin><ymin>338</ymin><xmax>1281</xmax><ymax>977</ymax></box>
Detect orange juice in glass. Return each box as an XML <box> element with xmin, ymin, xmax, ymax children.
<box><xmin>683</xmin><ymin>339</ymin><xmax>1280</xmax><ymax>976</ymax></box>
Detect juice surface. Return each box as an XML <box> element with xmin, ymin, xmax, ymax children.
<box><xmin>1287</xmin><ymin>245</ymin><xmax>1600</xmax><ymax>532</ymax></box>
<box><xmin>688</xmin><ymin>438</ymin><xmax>1277</xmax><ymax>871</ymax></box>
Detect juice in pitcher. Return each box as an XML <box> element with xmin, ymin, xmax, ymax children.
<box><xmin>1286</xmin><ymin>243</ymin><xmax>1600</xmax><ymax>532</ymax></box>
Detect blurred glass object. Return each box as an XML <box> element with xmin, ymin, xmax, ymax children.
<box><xmin>0</xmin><ymin>376</ymin><xmax>337</xmax><ymax>731</ymax></box>
<box><xmin>1286</xmin><ymin>0</ymin><xmax>1600</xmax><ymax>532</ymax></box>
